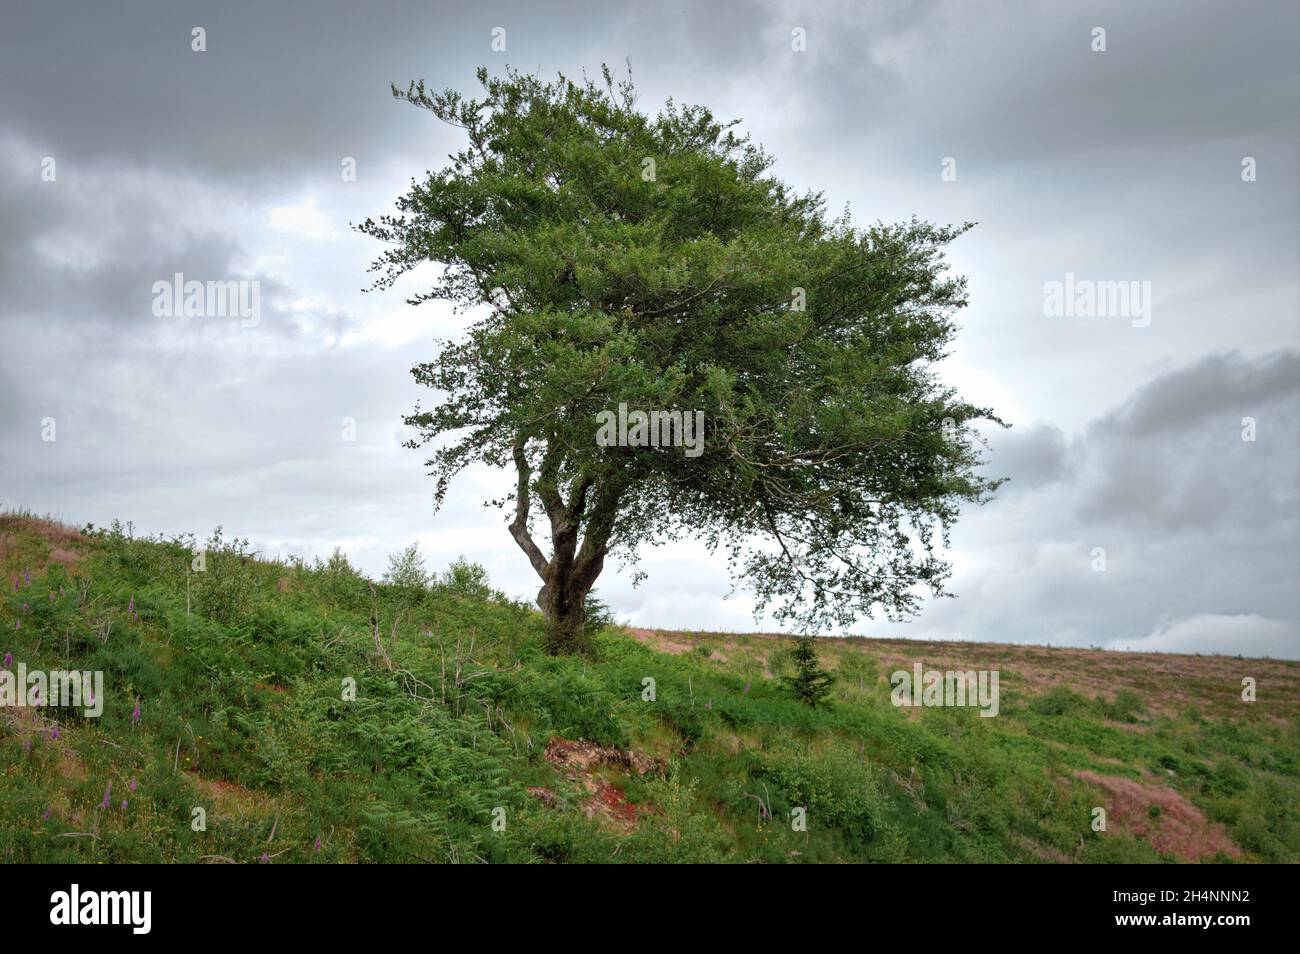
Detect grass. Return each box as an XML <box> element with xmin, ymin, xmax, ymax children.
<box><xmin>1</xmin><ymin>511</ymin><xmax>1297</xmax><ymax>863</ymax></box>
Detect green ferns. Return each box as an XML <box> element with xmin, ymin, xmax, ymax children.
<box><xmin>1</xmin><ymin>514</ymin><xmax>1297</xmax><ymax>863</ymax></box>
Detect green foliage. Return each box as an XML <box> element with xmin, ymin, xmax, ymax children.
<box><xmin>383</xmin><ymin>542</ymin><xmax>430</xmax><ymax>592</ymax></box>
<box><xmin>1</xmin><ymin>512</ymin><xmax>1296</xmax><ymax>864</ymax></box>
<box><xmin>1029</xmin><ymin>685</ymin><xmax>1088</xmax><ymax>717</ymax></box>
<box><xmin>780</xmin><ymin>635</ymin><xmax>834</xmax><ymax>708</ymax></box>
<box><xmin>1098</xmin><ymin>688</ymin><xmax>1147</xmax><ymax>723</ymax></box>
<box><xmin>583</xmin><ymin>590</ymin><xmax>616</xmax><ymax>629</ymax></box>
<box><xmin>191</xmin><ymin>528</ymin><xmax>258</xmax><ymax>625</ymax></box>
<box><xmin>361</xmin><ymin>66</ymin><xmax>1004</xmax><ymax>651</ymax></box>
<box><xmin>437</xmin><ymin>555</ymin><xmax>494</xmax><ymax>600</ymax></box>
<box><xmin>312</xmin><ymin>547</ymin><xmax>367</xmax><ymax>608</ymax></box>
<box><xmin>750</xmin><ymin>740</ymin><xmax>891</xmax><ymax>844</ymax></box>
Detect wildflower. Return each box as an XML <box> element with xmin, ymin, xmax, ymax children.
<box><xmin>14</xmin><ymin>620</ymin><xmax>19</xmax><ymax>631</ymax></box>
<box><xmin>128</xmin><ymin>596</ymin><xmax>134</xmax><ymax>614</ymax></box>
<box><xmin>24</xmin><ymin>571</ymin><xmax>30</xmax><ymax>584</ymax></box>
<box><xmin>132</xmin><ymin>701</ymin><xmax>141</xmax><ymax>723</ymax></box>
<box><xmin>22</xmin><ymin>739</ymin><xmax>31</xmax><ymax>752</ymax></box>
<box><xmin>3</xmin><ymin>652</ymin><xmax>11</xmax><ymax>668</ymax></box>
<box><xmin>120</xmin><ymin>799</ymin><xmax>128</xmax><ymax>811</ymax></box>
<box><xmin>129</xmin><ymin>777</ymin><xmax>137</xmax><ymax>792</ymax></box>
<box><xmin>21</xmin><ymin>602</ymin><xmax>28</xmax><ymax>612</ymax></box>
<box><xmin>49</xmin><ymin>726</ymin><xmax>59</xmax><ymax>741</ymax></box>
<box><xmin>100</xmin><ymin>782</ymin><xmax>112</xmax><ymax>809</ymax></box>
<box><xmin>42</xmin><ymin>808</ymin><xmax>52</xmax><ymax>822</ymax></box>
<box><xmin>259</xmin><ymin>853</ymin><xmax>269</xmax><ymax>864</ymax></box>
<box><xmin>314</xmin><ymin>835</ymin><xmax>322</xmax><ymax>852</ymax></box>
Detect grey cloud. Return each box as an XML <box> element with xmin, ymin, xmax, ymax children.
<box><xmin>1</xmin><ymin>0</ymin><xmax>1296</xmax><ymax>661</ymax></box>
<box><xmin>873</xmin><ymin>348</ymin><xmax>1299</xmax><ymax>656</ymax></box>
<box><xmin>980</xmin><ymin>422</ymin><xmax>1068</xmax><ymax>492</ymax></box>
<box><xmin>1101</xmin><ymin>349</ymin><xmax>1300</xmax><ymax>438</ymax></box>
<box><xmin>1078</xmin><ymin>349</ymin><xmax>1299</xmax><ymax>533</ymax></box>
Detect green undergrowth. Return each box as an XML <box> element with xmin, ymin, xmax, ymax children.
<box><xmin>1</xmin><ymin>513</ymin><xmax>1296</xmax><ymax>863</ymax></box>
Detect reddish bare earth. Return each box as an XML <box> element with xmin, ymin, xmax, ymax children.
<box><xmin>540</xmin><ymin>737</ymin><xmax>664</xmax><ymax>832</ymax></box>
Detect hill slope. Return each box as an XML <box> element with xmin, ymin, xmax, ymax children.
<box><xmin>2</xmin><ymin>513</ymin><xmax>1297</xmax><ymax>863</ymax></box>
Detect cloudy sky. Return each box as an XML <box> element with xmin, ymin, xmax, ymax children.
<box><xmin>2</xmin><ymin>0</ymin><xmax>1297</xmax><ymax>658</ymax></box>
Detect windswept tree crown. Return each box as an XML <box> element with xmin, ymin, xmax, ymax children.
<box><xmin>361</xmin><ymin>66</ymin><xmax>1002</xmax><ymax>649</ymax></box>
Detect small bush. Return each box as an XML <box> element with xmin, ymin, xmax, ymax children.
<box><xmin>1029</xmin><ymin>685</ymin><xmax>1088</xmax><ymax>717</ymax></box>
<box><xmin>583</xmin><ymin>591</ymin><xmax>616</xmax><ymax>629</ymax></box>
<box><xmin>438</xmin><ymin>556</ymin><xmax>494</xmax><ymax>600</ymax></box>
<box><xmin>383</xmin><ymin>542</ymin><xmax>429</xmax><ymax>592</ymax></box>
<box><xmin>1098</xmin><ymin>689</ymin><xmax>1146</xmax><ymax>722</ymax></box>
<box><xmin>192</xmin><ymin>527</ymin><xmax>258</xmax><ymax>625</ymax></box>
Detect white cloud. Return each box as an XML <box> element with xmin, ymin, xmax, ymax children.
<box><xmin>1108</xmin><ymin>614</ymin><xmax>1300</xmax><ymax>660</ymax></box>
<box><xmin>268</xmin><ymin>196</ymin><xmax>338</xmax><ymax>241</ymax></box>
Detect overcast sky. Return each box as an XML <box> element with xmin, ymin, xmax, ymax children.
<box><xmin>2</xmin><ymin>0</ymin><xmax>1297</xmax><ymax>658</ymax></box>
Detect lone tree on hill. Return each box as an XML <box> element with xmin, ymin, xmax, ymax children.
<box><xmin>361</xmin><ymin>66</ymin><xmax>1003</xmax><ymax>654</ymax></box>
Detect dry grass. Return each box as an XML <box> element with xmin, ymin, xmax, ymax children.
<box><xmin>1072</xmin><ymin>769</ymin><xmax>1241</xmax><ymax>861</ymax></box>
<box><xmin>625</xmin><ymin>627</ymin><xmax>1300</xmax><ymax>722</ymax></box>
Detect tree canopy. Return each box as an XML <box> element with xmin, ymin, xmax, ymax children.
<box><xmin>361</xmin><ymin>66</ymin><xmax>1003</xmax><ymax>653</ymax></box>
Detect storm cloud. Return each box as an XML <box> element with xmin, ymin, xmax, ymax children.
<box><xmin>1</xmin><ymin>0</ymin><xmax>1296</xmax><ymax>658</ymax></box>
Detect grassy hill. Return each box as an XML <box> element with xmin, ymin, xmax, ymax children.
<box><xmin>2</xmin><ymin>511</ymin><xmax>1297</xmax><ymax>863</ymax></box>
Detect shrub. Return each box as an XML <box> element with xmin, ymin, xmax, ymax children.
<box><xmin>1098</xmin><ymin>689</ymin><xmax>1146</xmax><ymax>722</ymax></box>
<box><xmin>312</xmin><ymin>547</ymin><xmax>367</xmax><ymax>607</ymax></box>
<box><xmin>438</xmin><ymin>556</ymin><xmax>494</xmax><ymax>600</ymax></box>
<box><xmin>1029</xmin><ymin>685</ymin><xmax>1087</xmax><ymax>717</ymax></box>
<box><xmin>749</xmin><ymin>741</ymin><xmax>888</xmax><ymax>843</ymax></box>
<box><xmin>583</xmin><ymin>591</ymin><xmax>616</xmax><ymax>629</ymax></box>
<box><xmin>192</xmin><ymin>527</ymin><xmax>258</xmax><ymax>625</ymax></box>
<box><xmin>383</xmin><ymin>542</ymin><xmax>430</xmax><ymax>593</ymax></box>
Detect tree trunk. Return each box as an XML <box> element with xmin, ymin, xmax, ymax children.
<box><xmin>509</xmin><ymin>442</ymin><xmax>620</xmax><ymax>655</ymax></box>
<box><xmin>537</xmin><ymin>572</ymin><xmax>592</xmax><ymax>655</ymax></box>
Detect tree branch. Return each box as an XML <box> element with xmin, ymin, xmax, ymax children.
<box><xmin>508</xmin><ymin>442</ymin><xmax>549</xmax><ymax>579</ymax></box>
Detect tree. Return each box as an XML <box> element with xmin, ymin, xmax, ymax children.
<box><xmin>383</xmin><ymin>542</ymin><xmax>429</xmax><ymax>592</ymax></box>
<box><xmin>781</xmin><ymin>635</ymin><xmax>835</xmax><ymax>708</ymax></box>
<box><xmin>361</xmin><ymin>66</ymin><xmax>1003</xmax><ymax>654</ymax></box>
<box><xmin>438</xmin><ymin>555</ymin><xmax>494</xmax><ymax>600</ymax></box>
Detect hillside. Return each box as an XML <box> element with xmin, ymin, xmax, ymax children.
<box><xmin>2</xmin><ymin>512</ymin><xmax>1297</xmax><ymax>863</ymax></box>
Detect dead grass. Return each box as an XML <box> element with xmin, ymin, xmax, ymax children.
<box><xmin>624</xmin><ymin>626</ymin><xmax>1300</xmax><ymax>722</ymax></box>
<box><xmin>0</xmin><ymin>514</ymin><xmax>89</xmax><ymax>575</ymax></box>
<box><xmin>0</xmin><ymin>514</ymin><xmax>86</xmax><ymax>548</ymax></box>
